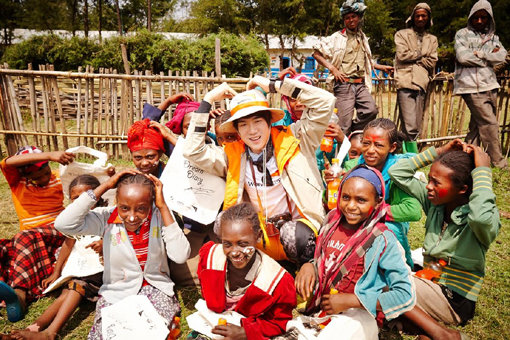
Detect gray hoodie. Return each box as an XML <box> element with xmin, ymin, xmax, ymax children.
<box><xmin>453</xmin><ymin>0</ymin><xmax>507</xmax><ymax>94</ymax></box>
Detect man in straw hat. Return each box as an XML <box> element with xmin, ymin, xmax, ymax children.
<box><xmin>394</xmin><ymin>3</ymin><xmax>438</xmax><ymax>144</ymax></box>
<box><xmin>183</xmin><ymin>76</ymin><xmax>335</xmax><ymax>269</ymax></box>
<box><xmin>313</xmin><ymin>0</ymin><xmax>393</xmax><ymax>135</ymax></box>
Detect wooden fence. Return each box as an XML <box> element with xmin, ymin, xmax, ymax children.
<box><xmin>0</xmin><ymin>65</ymin><xmax>509</xmax><ymax>159</ymax></box>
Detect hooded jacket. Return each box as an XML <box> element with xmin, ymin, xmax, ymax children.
<box><xmin>453</xmin><ymin>0</ymin><xmax>507</xmax><ymax>95</ymax></box>
<box><xmin>394</xmin><ymin>3</ymin><xmax>438</xmax><ymax>91</ymax></box>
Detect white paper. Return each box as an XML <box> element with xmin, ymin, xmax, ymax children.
<box><xmin>336</xmin><ymin>136</ymin><xmax>351</xmax><ymax>165</ymax></box>
<box><xmin>411</xmin><ymin>247</ymin><xmax>424</xmax><ymax>269</ymax></box>
<box><xmin>43</xmin><ymin>235</ymin><xmax>104</xmax><ymax>294</ymax></box>
<box><xmin>160</xmin><ymin>137</ymin><xmax>225</xmax><ymax>225</ymax></box>
<box><xmin>101</xmin><ymin>295</ymin><xmax>169</xmax><ymax>340</ymax></box>
<box><xmin>60</xmin><ymin>146</ymin><xmax>116</xmax><ymax>206</ymax></box>
<box><xmin>186</xmin><ymin>299</ymin><xmax>243</xmax><ymax>339</ymax></box>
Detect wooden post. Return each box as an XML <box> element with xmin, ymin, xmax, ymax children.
<box><xmin>27</xmin><ymin>64</ymin><xmax>39</xmax><ymax>146</ymax></box>
<box><xmin>50</xmin><ymin>72</ymin><xmax>69</xmax><ymax>149</ymax></box>
<box><xmin>112</xmin><ymin>70</ymin><xmax>118</xmax><ymax>158</ymax></box>
<box><xmin>0</xmin><ymin>71</ymin><xmax>18</xmax><ymax>154</ymax></box>
<box><xmin>77</xmin><ymin>66</ymin><xmax>83</xmax><ymax>146</ymax></box>
<box><xmin>98</xmin><ymin>68</ymin><xmax>104</xmax><ymax>136</ymax></box>
<box><xmin>84</xmin><ymin>65</ymin><xmax>90</xmax><ymax>147</ymax></box>
<box><xmin>145</xmin><ymin>70</ymin><xmax>153</xmax><ymax>105</ymax></box>
<box><xmin>215</xmin><ymin>38</ymin><xmax>221</xmax><ymax>78</ymax></box>
<box><xmin>135</xmin><ymin>70</ymin><xmax>141</xmax><ymax>120</ymax></box>
<box><xmin>39</xmin><ymin>65</ymin><xmax>51</xmax><ymax>149</ymax></box>
<box><xmin>89</xmin><ymin>66</ymin><xmax>96</xmax><ymax>148</ymax></box>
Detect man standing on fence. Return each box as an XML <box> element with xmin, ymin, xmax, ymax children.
<box><xmin>394</xmin><ymin>3</ymin><xmax>438</xmax><ymax>142</ymax></box>
<box><xmin>313</xmin><ymin>0</ymin><xmax>393</xmax><ymax>134</ymax></box>
<box><xmin>454</xmin><ymin>0</ymin><xmax>508</xmax><ymax>168</ymax></box>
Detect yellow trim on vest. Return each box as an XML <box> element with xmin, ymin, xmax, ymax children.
<box><xmin>230</xmin><ymin>101</ymin><xmax>269</xmax><ymax>115</ymax></box>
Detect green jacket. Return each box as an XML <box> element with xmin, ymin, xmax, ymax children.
<box><xmin>389</xmin><ymin>147</ymin><xmax>501</xmax><ymax>301</ymax></box>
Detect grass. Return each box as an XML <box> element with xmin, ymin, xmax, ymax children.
<box><xmin>0</xmin><ymin>160</ymin><xmax>509</xmax><ymax>339</ymax></box>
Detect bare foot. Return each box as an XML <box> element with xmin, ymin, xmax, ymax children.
<box><xmin>10</xmin><ymin>330</ymin><xmax>55</xmax><ymax>340</ymax></box>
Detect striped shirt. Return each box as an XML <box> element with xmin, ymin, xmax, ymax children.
<box><xmin>127</xmin><ymin>217</ymin><xmax>151</xmax><ymax>287</ymax></box>
<box><xmin>0</xmin><ymin>158</ymin><xmax>64</xmax><ymax>230</ymax></box>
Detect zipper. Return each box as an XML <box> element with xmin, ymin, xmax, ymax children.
<box><xmin>430</xmin><ymin>212</ymin><xmax>448</xmax><ymax>254</ymax></box>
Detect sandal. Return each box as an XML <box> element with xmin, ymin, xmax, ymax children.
<box><xmin>0</xmin><ymin>281</ymin><xmax>24</xmax><ymax>322</ymax></box>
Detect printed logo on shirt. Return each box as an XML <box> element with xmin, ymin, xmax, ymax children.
<box><xmin>324</xmin><ymin>240</ymin><xmax>346</xmax><ymax>272</ymax></box>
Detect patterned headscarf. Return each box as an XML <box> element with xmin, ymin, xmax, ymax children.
<box><xmin>127</xmin><ymin>118</ymin><xmax>165</xmax><ymax>153</ymax></box>
<box><xmin>340</xmin><ymin>0</ymin><xmax>367</xmax><ymax>18</ymax></box>
<box><xmin>306</xmin><ymin>165</ymin><xmax>390</xmax><ymax>314</ymax></box>
<box><xmin>166</xmin><ymin>100</ymin><xmax>200</xmax><ymax>135</ymax></box>
<box><xmin>15</xmin><ymin>146</ymin><xmax>48</xmax><ymax>175</ymax></box>
<box><xmin>282</xmin><ymin>74</ymin><xmax>314</xmax><ymax>122</ymax></box>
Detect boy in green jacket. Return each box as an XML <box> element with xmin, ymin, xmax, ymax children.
<box><xmin>389</xmin><ymin>139</ymin><xmax>500</xmax><ymax>339</ymax></box>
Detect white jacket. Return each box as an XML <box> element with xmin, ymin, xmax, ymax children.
<box><xmin>55</xmin><ymin>193</ymin><xmax>190</xmax><ymax>304</ymax></box>
<box><xmin>314</xmin><ymin>28</ymin><xmax>374</xmax><ymax>91</ymax></box>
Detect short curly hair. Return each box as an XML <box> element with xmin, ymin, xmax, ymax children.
<box><xmin>214</xmin><ymin>203</ymin><xmax>261</xmax><ymax>237</ymax></box>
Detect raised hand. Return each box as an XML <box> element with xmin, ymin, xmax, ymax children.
<box><xmin>145</xmin><ymin>173</ymin><xmax>166</xmax><ymax>210</ymax></box>
<box><xmin>436</xmin><ymin>138</ymin><xmax>466</xmax><ymax>155</ymax></box>
<box><xmin>204</xmin><ymin>83</ymin><xmax>238</xmax><ymax>104</ymax></box>
<box><xmin>246</xmin><ymin>75</ymin><xmax>271</xmax><ymax>92</ymax></box>
<box><xmin>278</xmin><ymin>67</ymin><xmax>297</xmax><ymax>80</ymax></box>
<box><xmin>466</xmin><ymin>145</ymin><xmax>491</xmax><ymax>168</ymax></box>
<box><xmin>50</xmin><ymin>151</ymin><xmax>75</xmax><ymax>165</ymax></box>
<box><xmin>168</xmin><ymin>92</ymin><xmax>194</xmax><ymax>104</ymax></box>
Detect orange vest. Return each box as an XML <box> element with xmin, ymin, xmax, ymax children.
<box><xmin>223</xmin><ymin>126</ymin><xmax>311</xmax><ymax>260</ymax></box>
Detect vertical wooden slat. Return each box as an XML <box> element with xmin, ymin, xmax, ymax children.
<box><xmin>88</xmin><ymin>67</ymin><xmax>95</xmax><ymax>148</ymax></box>
<box><xmin>27</xmin><ymin>64</ymin><xmax>39</xmax><ymax>146</ymax></box>
<box><xmin>145</xmin><ymin>70</ymin><xmax>153</xmax><ymax>105</ymax></box>
<box><xmin>135</xmin><ymin>70</ymin><xmax>142</xmax><ymax>121</ymax></box>
<box><xmin>112</xmin><ymin>70</ymin><xmax>118</xmax><ymax>158</ymax></box>
<box><xmin>45</xmin><ymin>65</ymin><xmax>59</xmax><ymax>150</ymax></box>
<box><xmin>76</xmin><ymin>66</ymin><xmax>83</xmax><ymax>146</ymax></box>
<box><xmin>39</xmin><ymin>65</ymin><xmax>52</xmax><ymax>149</ymax></box>
<box><xmin>49</xmin><ymin>65</ymin><xmax>69</xmax><ymax>149</ymax></box>
<box><xmin>98</xmin><ymin>68</ymin><xmax>104</xmax><ymax>136</ymax></box>
<box><xmin>0</xmin><ymin>69</ymin><xmax>18</xmax><ymax>154</ymax></box>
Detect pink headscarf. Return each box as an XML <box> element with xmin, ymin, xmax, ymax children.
<box><xmin>166</xmin><ymin>100</ymin><xmax>201</xmax><ymax>135</ymax></box>
<box><xmin>282</xmin><ymin>74</ymin><xmax>314</xmax><ymax>122</ymax></box>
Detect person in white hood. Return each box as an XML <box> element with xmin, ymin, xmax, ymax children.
<box><xmin>454</xmin><ymin>0</ymin><xmax>508</xmax><ymax>168</ymax></box>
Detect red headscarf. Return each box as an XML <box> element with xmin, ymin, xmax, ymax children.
<box><xmin>127</xmin><ymin>119</ymin><xmax>165</xmax><ymax>153</ymax></box>
<box><xmin>166</xmin><ymin>100</ymin><xmax>201</xmax><ymax>135</ymax></box>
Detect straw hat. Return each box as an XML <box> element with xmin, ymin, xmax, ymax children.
<box><xmin>220</xmin><ymin>89</ymin><xmax>284</xmax><ymax>134</ymax></box>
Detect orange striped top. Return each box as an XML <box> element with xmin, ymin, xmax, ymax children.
<box><xmin>1</xmin><ymin>158</ymin><xmax>64</xmax><ymax>230</ymax></box>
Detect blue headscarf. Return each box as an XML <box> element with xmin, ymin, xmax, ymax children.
<box><xmin>357</xmin><ymin>152</ymin><xmax>415</xmax><ymax>201</ymax></box>
<box><xmin>344</xmin><ymin>165</ymin><xmax>383</xmax><ymax>197</ymax></box>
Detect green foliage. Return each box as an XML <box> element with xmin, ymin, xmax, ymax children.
<box><xmin>363</xmin><ymin>0</ymin><xmax>395</xmax><ymax>65</ymax></box>
<box><xmin>1</xmin><ymin>30</ymin><xmax>269</xmax><ymax>77</ymax></box>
